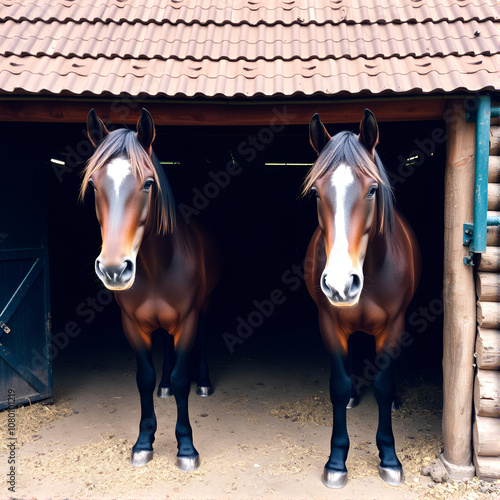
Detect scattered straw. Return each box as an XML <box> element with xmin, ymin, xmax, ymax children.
<box><xmin>399</xmin><ymin>433</ymin><xmax>444</xmax><ymax>475</ymax></box>
<box><xmin>394</xmin><ymin>381</ymin><xmax>443</xmax><ymax>421</ymax></box>
<box><xmin>415</xmin><ymin>477</ymin><xmax>500</xmax><ymax>499</ymax></box>
<box><xmin>0</xmin><ymin>391</ymin><xmax>73</xmax><ymax>450</ymax></box>
<box><xmin>21</xmin><ymin>433</ymin><xmax>205</xmax><ymax>498</ymax></box>
<box><xmin>267</xmin><ymin>434</ymin><xmax>324</xmax><ymax>476</ymax></box>
<box><xmin>268</xmin><ymin>394</ymin><xmax>332</xmax><ymax>427</ymax></box>
<box><xmin>224</xmin><ymin>393</ymin><xmax>251</xmax><ymax>417</ymax></box>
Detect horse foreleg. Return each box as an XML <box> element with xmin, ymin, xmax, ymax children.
<box><xmin>157</xmin><ymin>333</ymin><xmax>175</xmax><ymax>398</ymax></box>
<box><xmin>171</xmin><ymin>315</ymin><xmax>199</xmax><ymax>472</ymax></box>
<box><xmin>323</xmin><ymin>351</ymin><xmax>351</xmax><ymax>489</ymax></box>
<box><xmin>373</xmin><ymin>326</ymin><xmax>404</xmax><ymax>485</ymax></box>
<box><xmin>195</xmin><ymin>313</ymin><xmax>214</xmax><ymax>397</ymax></box>
<box><xmin>130</xmin><ymin>347</ymin><xmax>157</xmax><ymax>466</ymax></box>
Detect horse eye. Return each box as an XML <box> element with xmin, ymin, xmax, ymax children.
<box><xmin>311</xmin><ymin>188</ymin><xmax>320</xmax><ymax>199</ymax></box>
<box><xmin>88</xmin><ymin>179</ymin><xmax>96</xmax><ymax>190</ymax></box>
<box><xmin>367</xmin><ymin>185</ymin><xmax>378</xmax><ymax>199</ymax></box>
<box><xmin>143</xmin><ymin>180</ymin><xmax>154</xmax><ymax>190</ymax></box>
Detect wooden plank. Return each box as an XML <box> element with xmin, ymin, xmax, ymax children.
<box><xmin>476</xmin><ymin>327</ymin><xmax>500</xmax><ymax>369</ymax></box>
<box><xmin>473</xmin><ymin>453</ymin><xmax>500</xmax><ymax>480</ymax></box>
<box><xmin>473</xmin><ymin>415</ymin><xmax>500</xmax><ymax>456</ymax></box>
<box><xmin>474</xmin><ymin>369</ymin><xmax>500</xmax><ymax>417</ymax></box>
<box><xmin>491</xmin><ymin>126</ymin><xmax>500</xmax><ymax>155</ymax></box>
<box><xmin>443</xmin><ymin>99</ymin><xmax>477</xmax><ymax>467</ymax></box>
<box><xmin>0</xmin><ymin>98</ymin><xmax>447</xmax><ymax>125</ymax></box>
<box><xmin>477</xmin><ymin>301</ymin><xmax>500</xmax><ymax>329</ymax></box>
<box><xmin>479</xmin><ymin>247</ymin><xmax>500</xmax><ymax>272</ymax></box>
<box><xmin>488</xmin><ymin>184</ymin><xmax>500</xmax><ymax>211</ymax></box>
<box><xmin>476</xmin><ymin>272</ymin><xmax>500</xmax><ymax>301</ymax></box>
<box><xmin>489</xmin><ymin>156</ymin><xmax>500</xmax><ymax>183</ymax></box>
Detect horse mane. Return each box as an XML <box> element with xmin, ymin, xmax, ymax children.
<box><xmin>302</xmin><ymin>130</ymin><xmax>394</xmax><ymax>235</ymax></box>
<box><xmin>79</xmin><ymin>128</ymin><xmax>176</xmax><ymax>235</ymax></box>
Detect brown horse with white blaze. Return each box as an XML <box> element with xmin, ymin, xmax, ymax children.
<box><xmin>304</xmin><ymin>110</ymin><xmax>420</xmax><ymax>488</ymax></box>
<box><xmin>81</xmin><ymin>109</ymin><xmax>219</xmax><ymax>471</ymax></box>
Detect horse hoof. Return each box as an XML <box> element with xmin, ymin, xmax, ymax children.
<box><xmin>157</xmin><ymin>386</ymin><xmax>173</xmax><ymax>398</ymax></box>
<box><xmin>347</xmin><ymin>397</ymin><xmax>360</xmax><ymax>409</ymax></box>
<box><xmin>196</xmin><ymin>385</ymin><xmax>214</xmax><ymax>397</ymax></box>
<box><xmin>322</xmin><ymin>468</ymin><xmax>348</xmax><ymax>489</ymax></box>
<box><xmin>378</xmin><ymin>465</ymin><xmax>404</xmax><ymax>486</ymax></box>
<box><xmin>130</xmin><ymin>450</ymin><xmax>153</xmax><ymax>467</ymax></box>
<box><xmin>177</xmin><ymin>454</ymin><xmax>200</xmax><ymax>472</ymax></box>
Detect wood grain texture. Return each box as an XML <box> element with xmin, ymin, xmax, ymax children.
<box><xmin>474</xmin><ymin>369</ymin><xmax>500</xmax><ymax>417</ymax></box>
<box><xmin>0</xmin><ymin>98</ymin><xmax>447</xmax><ymax>125</ymax></box>
<box><xmin>476</xmin><ymin>272</ymin><xmax>500</xmax><ymax>301</ymax></box>
<box><xmin>475</xmin><ymin>327</ymin><xmax>500</xmax><ymax>369</ymax></box>
<box><xmin>473</xmin><ymin>415</ymin><xmax>500</xmax><ymax>456</ymax></box>
<box><xmin>443</xmin><ymin>99</ymin><xmax>476</xmax><ymax>467</ymax></box>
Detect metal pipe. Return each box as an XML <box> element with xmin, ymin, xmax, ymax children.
<box><xmin>487</xmin><ymin>215</ymin><xmax>500</xmax><ymax>226</ymax></box>
<box><xmin>470</xmin><ymin>95</ymin><xmax>491</xmax><ymax>253</ymax></box>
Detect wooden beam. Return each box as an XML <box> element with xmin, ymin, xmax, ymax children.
<box><xmin>443</xmin><ymin>99</ymin><xmax>476</xmax><ymax>468</ymax></box>
<box><xmin>478</xmin><ymin>247</ymin><xmax>500</xmax><ymax>272</ymax></box>
<box><xmin>473</xmin><ymin>415</ymin><xmax>500</xmax><ymax>456</ymax></box>
<box><xmin>0</xmin><ymin>98</ymin><xmax>447</xmax><ymax>126</ymax></box>
<box><xmin>474</xmin><ymin>369</ymin><xmax>500</xmax><ymax>417</ymax></box>
<box><xmin>473</xmin><ymin>453</ymin><xmax>500</xmax><ymax>480</ymax></box>
<box><xmin>488</xmin><ymin>184</ymin><xmax>500</xmax><ymax>211</ymax></box>
<box><xmin>477</xmin><ymin>301</ymin><xmax>500</xmax><ymax>329</ymax></box>
<box><xmin>476</xmin><ymin>272</ymin><xmax>500</xmax><ymax>301</ymax></box>
<box><xmin>490</xmin><ymin>126</ymin><xmax>500</xmax><ymax>155</ymax></box>
<box><xmin>489</xmin><ymin>156</ymin><xmax>500</xmax><ymax>183</ymax></box>
<box><xmin>475</xmin><ymin>327</ymin><xmax>500</xmax><ymax>369</ymax></box>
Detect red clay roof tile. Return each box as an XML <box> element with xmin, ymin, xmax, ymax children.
<box><xmin>0</xmin><ymin>0</ymin><xmax>498</xmax><ymax>98</ymax></box>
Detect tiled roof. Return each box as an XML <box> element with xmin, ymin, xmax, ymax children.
<box><xmin>0</xmin><ymin>0</ymin><xmax>499</xmax><ymax>98</ymax></box>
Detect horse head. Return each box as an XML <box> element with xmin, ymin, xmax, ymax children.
<box><xmin>305</xmin><ymin>109</ymin><xmax>393</xmax><ymax>307</ymax></box>
<box><xmin>82</xmin><ymin>109</ymin><xmax>174</xmax><ymax>291</ymax></box>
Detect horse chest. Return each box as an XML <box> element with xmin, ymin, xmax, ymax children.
<box><xmin>333</xmin><ymin>298</ymin><xmax>388</xmax><ymax>336</ymax></box>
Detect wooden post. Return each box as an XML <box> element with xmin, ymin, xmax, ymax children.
<box><xmin>442</xmin><ymin>100</ymin><xmax>477</xmax><ymax>472</ymax></box>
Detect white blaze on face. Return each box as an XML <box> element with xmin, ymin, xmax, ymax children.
<box><xmin>95</xmin><ymin>157</ymin><xmax>146</xmax><ymax>291</ymax></box>
<box><xmin>107</xmin><ymin>157</ymin><xmax>132</xmax><ymax>197</ymax></box>
<box><xmin>323</xmin><ymin>163</ymin><xmax>358</xmax><ymax>301</ymax></box>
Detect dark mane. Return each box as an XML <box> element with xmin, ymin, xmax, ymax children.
<box><xmin>80</xmin><ymin>128</ymin><xmax>176</xmax><ymax>235</ymax></box>
<box><xmin>303</xmin><ymin>130</ymin><xmax>394</xmax><ymax>234</ymax></box>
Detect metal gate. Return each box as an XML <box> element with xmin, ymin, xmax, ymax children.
<box><xmin>0</xmin><ymin>130</ymin><xmax>52</xmax><ymax>409</ymax></box>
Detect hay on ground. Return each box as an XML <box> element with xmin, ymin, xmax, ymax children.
<box><xmin>0</xmin><ymin>390</ymin><xmax>73</xmax><ymax>450</ymax></box>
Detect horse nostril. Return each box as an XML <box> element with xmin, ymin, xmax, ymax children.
<box><xmin>348</xmin><ymin>273</ymin><xmax>362</xmax><ymax>297</ymax></box>
<box><xmin>321</xmin><ymin>273</ymin><xmax>334</xmax><ymax>298</ymax></box>
<box><xmin>121</xmin><ymin>259</ymin><xmax>134</xmax><ymax>281</ymax></box>
<box><xmin>96</xmin><ymin>260</ymin><xmax>105</xmax><ymax>278</ymax></box>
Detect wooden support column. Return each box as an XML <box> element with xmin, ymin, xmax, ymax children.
<box><xmin>442</xmin><ymin>100</ymin><xmax>477</xmax><ymax>473</ymax></box>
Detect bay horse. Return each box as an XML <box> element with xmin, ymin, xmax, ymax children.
<box><xmin>81</xmin><ymin>109</ymin><xmax>219</xmax><ymax>471</ymax></box>
<box><xmin>303</xmin><ymin>110</ymin><xmax>420</xmax><ymax>488</ymax></box>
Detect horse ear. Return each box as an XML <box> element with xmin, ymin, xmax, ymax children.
<box><xmin>87</xmin><ymin>108</ymin><xmax>109</xmax><ymax>147</ymax></box>
<box><xmin>136</xmin><ymin>108</ymin><xmax>156</xmax><ymax>155</ymax></box>
<box><xmin>309</xmin><ymin>113</ymin><xmax>331</xmax><ymax>155</ymax></box>
<box><xmin>359</xmin><ymin>108</ymin><xmax>379</xmax><ymax>156</ymax></box>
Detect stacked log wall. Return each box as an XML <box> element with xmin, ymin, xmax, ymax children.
<box><xmin>473</xmin><ymin>108</ymin><xmax>500</xmax><ymax>480</ymax></box>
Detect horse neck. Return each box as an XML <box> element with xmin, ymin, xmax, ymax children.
<box><xmin>137</xmin><ymin>210</ymin><xmax>180</xmax><ymax>277</ymax></box>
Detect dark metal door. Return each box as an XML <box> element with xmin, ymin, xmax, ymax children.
<box><xmin>0</xmin><ymin>131</ymin><xmax>52</xmax><ymax>409</ymax></box>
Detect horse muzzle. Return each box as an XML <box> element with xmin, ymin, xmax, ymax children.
<box><xmin>321</xmin><ymin>269</ymin><xmax>362</xmax><ymax>306</ymax></box>
<box><xmin>95</xmin><ymin>257</ymin><xmax>135</xmax><ymax>290</ymax></box>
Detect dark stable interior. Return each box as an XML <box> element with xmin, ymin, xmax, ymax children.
<box><xmin>8</xmin><ymin>114</ymin><xmax>446</xmax><ymax>390</ymax></box>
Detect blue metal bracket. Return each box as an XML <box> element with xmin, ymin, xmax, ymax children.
<box><xmin>463</xmin><ymin>223</ymin><xmax>474</xmax><ymax>246</ymax></box>
<box><xmin>463</xmin><ymin>95</ymin><xmax>493</xmax><ymax>265</ymax></box>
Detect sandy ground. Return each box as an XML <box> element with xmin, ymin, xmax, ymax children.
<box><xmin>0</xmin><ymin>328</ymin><xmax>497</xmax><ymax>500</ymax></box>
